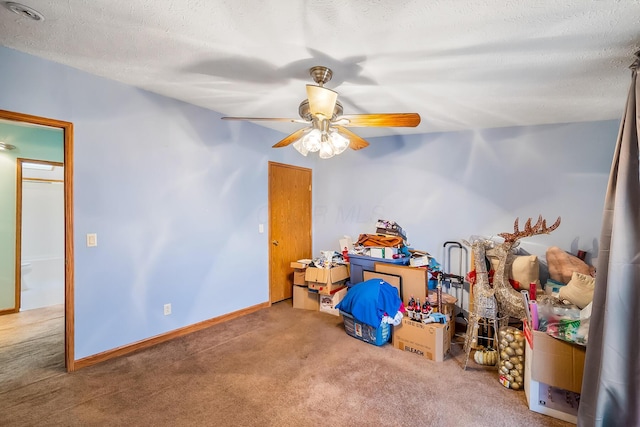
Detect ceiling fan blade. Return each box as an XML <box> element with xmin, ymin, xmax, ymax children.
<box><xmin>335</xmin><ymin>126</ymin><xmax>370</xmax><ymax>151</ymax></box>
<box><xmin>306</xmin><ymin>85</ymin><xmax>338</xmax><ymax>118</ymax></box>
<box><xmin>222</xmin><ymin>116</ymin><xmax>308</xmax><ymax>124</ymax></box>
<box><xmin>334</xmin><ymin>113</ymin><xmax>421</xmax><ymax>127</ymax></box>
<box><xmin>272</xmin><ymin>128</ymin><xmax>308</xmax><ymax>148</ymax></box>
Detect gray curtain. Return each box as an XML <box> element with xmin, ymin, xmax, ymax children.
<box><xmin>578</xmin><ymin>51</ymin><xmax>640</xmax><ymax>426</ymax></box>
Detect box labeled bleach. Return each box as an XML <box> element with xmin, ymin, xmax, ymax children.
<box><xmin>392</xmin><ymin>319</ymin><xmax>450</xmax><ymax>362</ymax></box>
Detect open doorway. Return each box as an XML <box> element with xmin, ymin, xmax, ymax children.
<box><xmin>0</xmin><ymin>109</ymin><xmax>75</xmax><ymax>372</ymax></box>
<box><xmin>17</xmin><ymin>159</ymin><xmax>65</xmax><ymax>311</ymax></box>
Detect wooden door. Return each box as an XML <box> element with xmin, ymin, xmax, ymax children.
<box><xmin>269</xmin><ymin>162</ymin><xmax>312</xmax><ymax>303</ymax></box>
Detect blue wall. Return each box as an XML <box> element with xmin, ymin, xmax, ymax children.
<box><xmin>313</xmin><ymin>122</ymin><xmax>617</xmax><ymax>269</ymax></box>
<box><xmin>0</xmin><ymin>46</ymin><xmax>313</xmax><ymax>359</ymax></box>
<box><xmin>0</xmin><ymin>46</ymin><xmax>619</xmax><ymax>360</ymax></box>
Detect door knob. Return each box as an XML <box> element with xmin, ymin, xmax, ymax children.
<box><xmin>272</xmin><ymin>240</ymin><xmax>279</xmax><ymax>246</ymax></box>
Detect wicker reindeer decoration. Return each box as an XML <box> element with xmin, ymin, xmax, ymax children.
<box><xmin>492</xmin><ymin>215</ymin><xmax>561</xmax><ymax>318</ymax></box>
<box><xmin>462</xmin><ymin>215</ymin><xmax>560</xmax><ymax>369</ymax></box>
<box><xmin>468</xmin><ymin>239</ymin><xmax>498</xmax><ymax>318</ymax></box>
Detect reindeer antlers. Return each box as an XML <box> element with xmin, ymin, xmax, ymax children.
<box><xmin>498</xmin><ymin>215</ymin><xmax>561</xmax><ymax>243</ymax></box>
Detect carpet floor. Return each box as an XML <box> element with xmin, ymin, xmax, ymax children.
<box><xmin>0</xmin><ymin>301</ymin><xmax>572</xmax><ymax>426</ymax></box>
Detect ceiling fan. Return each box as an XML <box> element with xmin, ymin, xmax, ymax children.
<box><xmin>221</xmin><ymin>66</ymin><xmax>421</xmax><ymax>158</ymax></box>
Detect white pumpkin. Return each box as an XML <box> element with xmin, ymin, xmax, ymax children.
<box><xmin>474</xmin><ymin>348</ymin><xmax>498</xmax><ymax>365</ymax></box>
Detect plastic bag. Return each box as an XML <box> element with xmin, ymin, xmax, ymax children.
<box><xmin>537</xmin><ymin>295</ymin><xmax>589</xmax><ymax>346</ymax></box>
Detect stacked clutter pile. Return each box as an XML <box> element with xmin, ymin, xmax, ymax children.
<box><xmin>350</xmin><ymin>219</ymin><xmax>410</xmax><ymax>260</ymax></box>
<box><xmin>519</xmin><ymin>246</ymin><xmax>594</xmax><ymax>423</ymax></box>
<box><xmin>362</xmin><ymin>220</ymin><xmax>444</xmax><ymax>291</ymax></box>
<box><xmin>346</xmin><ymin>219</ymin><xmax>445</xmax><ymax>288</ymax></box>
<box><xmin>293</xmin><ymin>219</ymin><xmax>455</xmax><ymax>363</ymax></box>
<box><xmin>342</xmin><ymin>219</ymin><xmax>413</xmax><ymax>287</ymax></box>
<box><xmin>462</xmin><ymin>220</ymin><xmax>588</xmax><ymax>423</ymax></box>
<box><xmin>291</xmin><ymin>251</ymin><xmax>349</xmax><ymax>316</ymax></box>
<box><xmin>524</xmin><ymin>246</ymin><xmax>596</xmax><ymax>347</ymax></box>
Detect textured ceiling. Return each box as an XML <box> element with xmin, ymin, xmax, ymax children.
<box><xmin>1</xmin><ymin>0</ymin><xmax>639</xmax><ymax>138</ymax></box>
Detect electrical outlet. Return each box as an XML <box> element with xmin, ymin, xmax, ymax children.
<box><xmin>163</xmin><ymin>303</ymin><xmax>171</xmax><ymax>316</ymax></box>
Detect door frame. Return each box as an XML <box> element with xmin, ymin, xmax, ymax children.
<box><xmin>1</xmin><ymin>109</ymin><xmax>75</xmax><ymax>372</ymax></box>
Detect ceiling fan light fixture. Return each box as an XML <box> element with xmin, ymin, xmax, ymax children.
<box><xmin>329</xmin><ymin>130</ymin><xmax>349</xmax><ymax>155</ymax></box>
<box><xmin>306</xmin><ymin>85</ymin><xmax>338</xmax><ymax>118</ymax></box>
<box><xmin>318</xmin><ymin>141</ymin><xmax>336</xmax><ymax>159</ymax></box>
<box><xmin>222</xmin><ymin>65</ymin><xmax>419</xmax><ymax>158</ymax></box>
<box><xmin>301</xmin><ymin>128</ymin><xmax>322</xmax><ymax>152</ymax></box>
<box><xmin>292</xmin><ymin>139</ymin><xmax>308</xmax><ymax>156</ymax></box>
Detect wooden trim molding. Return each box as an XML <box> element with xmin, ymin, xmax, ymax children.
<box><xmin>0</xmin><ymin>109</ymin><xmax>75</xmax><ymax>372</ymax></box>
<box><xmin>74</xmin><ymin>302</ymin><xmax>270</xmax><ymax>370</ymax></box>
<box><xmin>15</xmin><ymin>159</ymin><xmax>66</xmax><ymax>312</ymax></box>
<box><xmin>14</xmin><ymin>158</ymin><xmax>23</xmax><ymax>314</ymax></box>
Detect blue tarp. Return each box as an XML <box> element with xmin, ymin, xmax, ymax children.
<box><xmin>336</xmin><ymin>279</ymin><xmax>402</xmax><ymax>328</ymax></box>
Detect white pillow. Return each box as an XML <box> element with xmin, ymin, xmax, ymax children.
<box><xmin>487</xmin><ymin>251</ymin><xmax>539</xmax><ymax>290</ymax></box>
<box><xmin>558</xmin><ymin>271</ymin><xmax>595</xmax><ymax>309</ymax></box>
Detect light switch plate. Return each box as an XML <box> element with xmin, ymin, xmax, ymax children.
<box><xmin>87</xmin><ymin>233</ymin><xmax>97</xmax><ymax>247</ymax></box>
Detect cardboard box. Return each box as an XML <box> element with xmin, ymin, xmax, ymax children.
<box><xmin>309</xmin><ymin>280</ymin><xmax>347</xmax><ymax>295</ymax></box>
<box><xmin>529</xmin><ymin>329</ymin><xmax>585</xmax><ymax>393</ymax></box>
<box><xmin>441</xmin><ymin>303</ymin><xmax>456</xmax><ymax>340</ymax></box>
<box><xmin>293</xmin><ymin>285</ymin><xmax>319</xmax><ymax>311</ymax></box>
<box><xmin>409</xmin><ymin>255</ymin><xmax>431</xmax><ymax>267</ymax></box>
<box><xmin>290</xmin><ymin>260</ymin><xmax>311</xmax><ymax>269</ymax></box>
<box><xmin>374</xmin><ymin>263</ymin><xmax>428</xmax><ymax>306</ymax></box>
<box><xmin>292</xmin><ymin>270</ymin><xmax>306</xmax><ymax>286</ymax></box>
<box><xmin>362</xmin><ymin>270</ymin><xmax>402</xmax><ymax>297</ymax></box>
<box><xmin>392</xmin><ymin>318</ymin><xmax>451</xmax><ymax>362</ymax></box>
<box><xmin>319</xmin><ymin>287</ymin><xmax>347</xmax><ymax>316</ymax></box>
<box><xmin>291</xmin><ymin>260</ymin><xmax>311</xmax><ymax>286</ymax></box>
<box><xmin>306</xmin><ymin>265</ymin><xmax>349</xmax><ymax>295</ymax></box>
<box><xmin>433</xmin><ymin>300</ymin><xmax>456</xmax><ymax>340</ymax></box>
<box><xmin>524</xmin><ymin>328</ymin><xmax>584</xmax><ymax>423</ymax></box>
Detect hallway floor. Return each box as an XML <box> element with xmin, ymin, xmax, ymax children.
<box><xmin>0</xmin><ymin>304</ymin><xmax>65</xmax><ymax>394</ymax></box>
